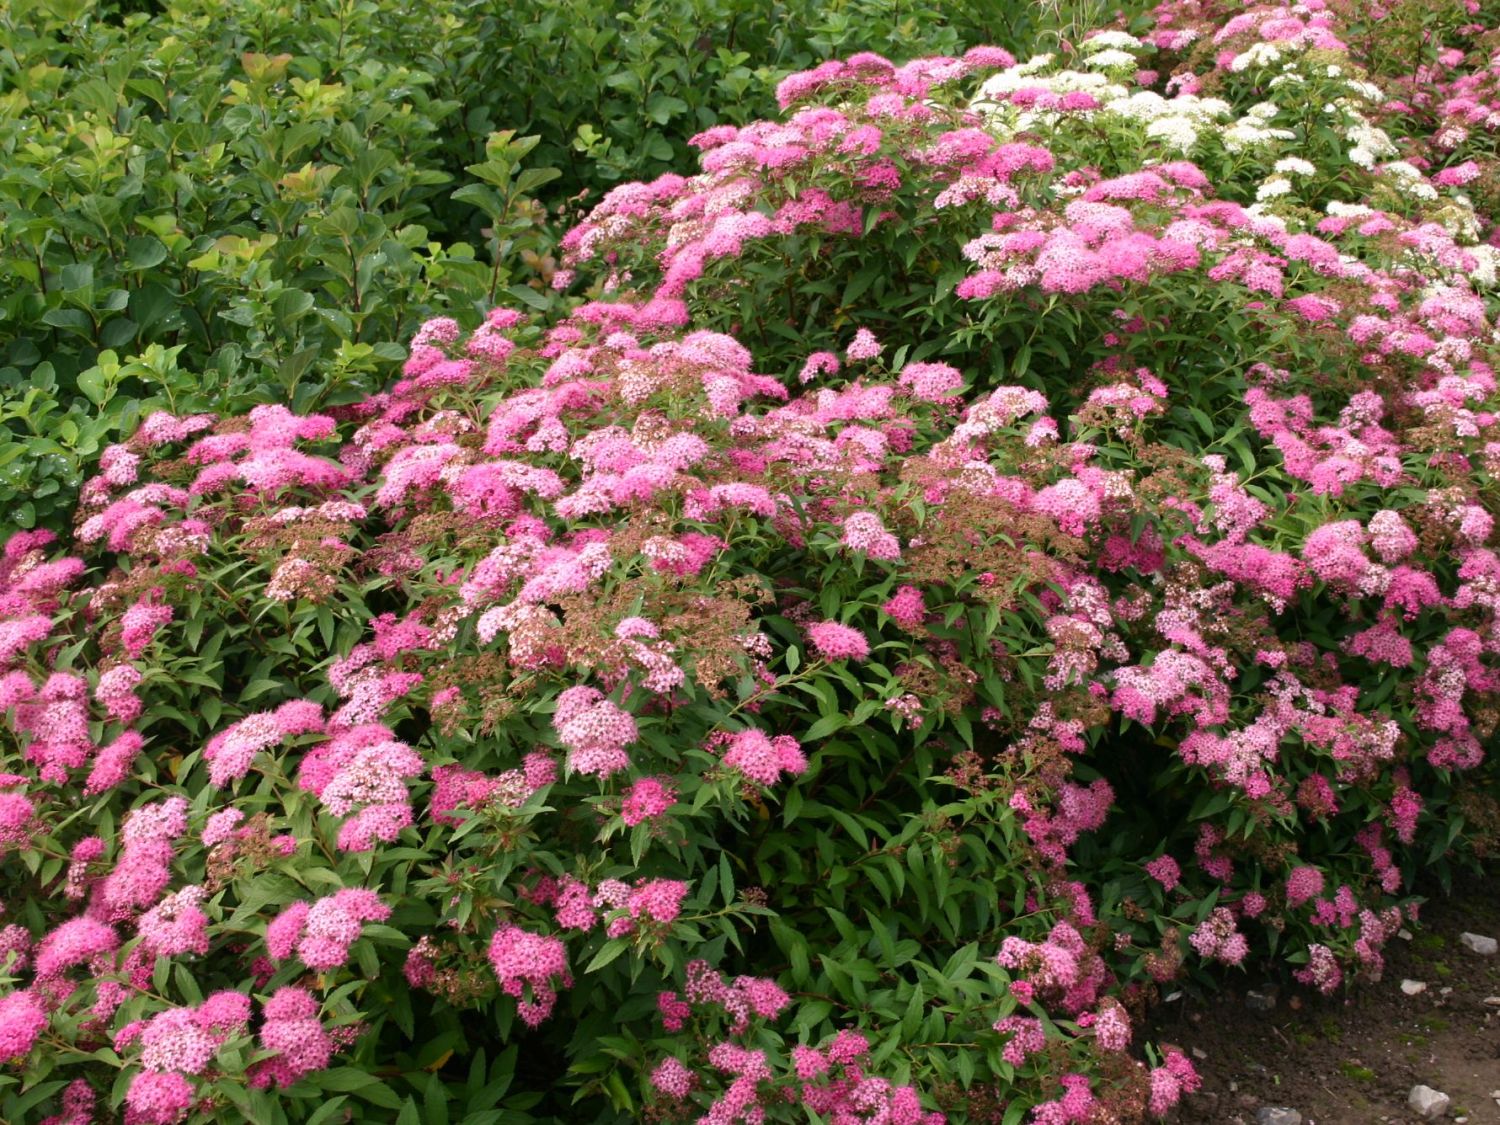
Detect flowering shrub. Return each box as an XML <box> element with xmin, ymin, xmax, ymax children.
<box><xmin>3</xmin><ymin>0</ymin><xmax>1500</xmax><ymax>1121</ymax></box>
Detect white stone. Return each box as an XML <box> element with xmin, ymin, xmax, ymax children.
<box><xmin>1256</xmin><ymin>1109</ymin><xmax>1302</xmax><ymax>1125</ymax></box>
<box><xmin>1460</xmin><ymin>932</ymin><xmax>1498</xmax><ymax>955</ymax></box>
<box><xmin>1401</xmin><ymin>979</ymin><xmax>1427</xmax><ymax>995</ymax></box>
<box><xmin>1408</xmin><ymin>1085</ymin><xmax>1451</xmax><ymax>1119</ymax></box>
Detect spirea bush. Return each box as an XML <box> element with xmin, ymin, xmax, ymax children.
<box><xmin>0</xmin><ymin>0</ymin><xmax>1042</xmax><ymax>536</ymax></box>
<box><xmin>4</xmin><ymin>0</ymin><xmax>1500</xmax><ymax>1122</ymax></box>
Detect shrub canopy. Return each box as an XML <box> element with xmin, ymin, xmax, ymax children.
<box><xmin>2</xmin><ymin>0</ymin><xmax>1500</xmax><ymax>1123</ymax></box>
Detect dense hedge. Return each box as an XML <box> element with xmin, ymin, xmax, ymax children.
<box><xmin>0</xmin><ymin>0</ymin><xmax>1046</xmax><ymax>531</ymax></box>
<box><xmin>3</xmin><ymin>0</ymin><xmax>1500</xmax><ymax>1123</ymax></box>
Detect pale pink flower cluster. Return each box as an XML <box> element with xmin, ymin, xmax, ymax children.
<box><xmin>898</xmin><ymin>361</ymin><xmax>963</xmax><ymax>401</ymax></box>
<box><xmin>840</xmin><ymin>510</ymin><xmax>901</xmax><ymax>560</ymax></box>
<box><xmin>253</xmin><ymin>987</ymin><xmax>334</xmax><ymax>1088</ymax></box>
<box><xmin>595</xmin><ymin>877</ymin><xmax>691</xmax><ymax>937</ymax></box>
<box><xmin>296</xmin><ymin>721</ymin><xmax>423</xmax><ymax>851</ymax></box>
<box><xmin>266</xmin><ymin>889</ymin><xmax>391</xmax><ymax>970</ymax></box>
<box><xmin>204</xmin><ymin>701</ymin><xmax>324</xmax><ymax>787</ymax></box>
<box><xmin>995</xmin><ymin>920</ymin><xmax>1106</xmax><ymax>1013</ymax></box>
<box><xmin>98</xmin><ymin>797</ymin><xmax>188</xmax><ymax>918</ymax></box>
<box><xmin>138</xmin><ymin>885</ymin><xmax>209</xmax><ymax>958</ymax></box>
<box><xmin>657</xmin><ymin>959</ymin><xmax>791</xmax><ymax>1035</ymax></box>
<box><xmin>1147</xmin><ymin>1049</ymin><xmax>1202</xmax><ymax>1116</ymax></box>
<box><xmin>845</xmin><ymin>327</ymin><xmax>883</xmax><ymax>360</ymax></box>
<box><xmin>120</xmin><ymin>597</ymin><xmax>173</xmax><ymax>659</ymax></box>
<box><xmin>553</xmin><ymin>685</ymin><xmax>638</xmax><ymax>777</ymax></box>
<box><xmin>1188</xmin><ymin>907</ymin><xmax>1249</xmax><ymax>965</ymax></box>
<box><xmin>719</xmin><ymin>729</ymin><xmax>808</xmax><ymax>785</ymax></box>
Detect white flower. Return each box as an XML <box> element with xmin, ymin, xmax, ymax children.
<box><xmin>1146</xmin><ymin>116</ymin><xmax>1200</xmax><ymax>150</ymax></box>
<box><xmin>1468</xmin><ymin>245</ymin><xmax>1499</xmax><ymax>287</ymax></box>
<box><xmin>1273</xmin><ymin>157</ymin><xmax>1316</xmax><ymax>176</ymax></box>
<box><xmin>1084</xmin><ymin>48</ymin><xmax>1138</xmax><ymax>71</ymax></box>
<box><xmin>1256</xmin><ymin>177</ymin><xmax>1294</xmax><ymax>201</ymax></box>
<box><xmin>1230</xmin><ymin>43</ymin><xmax>1284</xmax><ymax>72</ymax></box>
<box><xmin>1082</xmin><ymin>30</ymin><xmax>1143</xmax><ymax>52</ymax></box>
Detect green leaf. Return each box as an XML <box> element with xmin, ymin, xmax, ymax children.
<box><xmin>76</xmin><ymin>367</ymin><xmax>110</xmax><ymax>406</ymax></box>
<box><xmin>125</xmin><ymin>236</ymin><xmax>169</xmax><ymax>271</ymax></box>
<box><xmin>585</xmin><ymin>939</ymin><xmax>629</xmax><ymax>973</ymax></box>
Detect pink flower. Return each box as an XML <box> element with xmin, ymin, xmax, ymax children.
<box><xmin>488</xmin><ymin>925</ymin><xmax>570</xmax><ymax>1026</ymax></box>
<box><xmin>806</xmin><ymin>621</ymin><xmax>870</xmax><ymax>661</ymax></box>
<box><xmin>120</xmin><ymin>598</ymin><xmax>173</xmax><ymax>660</ymax></box>
<box><xmin>882</xmin><ymin>585</ymin><xmax>926</xmax><ymax>631</ymax></box>
<box><xmin>256</xmin><ymin>987</ymin><xmax>332</xmax><ymax>1086</ymax></box>
<box><xmin>124</xmin><ymin>1071</ymin><xmax>195</xmax><ymax>1125</ymax></box>
<box><xmin>628</xmin><ymin>879</ymin><xmax>689</xmax><ymax>925</ymax></box>
<box><xmin>1144</xmin><ymin>855</ymin><xmax>1180</xmax><ymax>891</ymax></box>
<box><xmin>1034</xmin><ymin>478</ymin><xmax>1101</xmax><ymax>537</ymax></box>
<box><xmin>798</xmin><ymin>351</ymin><xmax>840</xmax><ymax>383</ymax></box>
<box><xmin>721</xmin><ymin>729</ymin><xmax>808</xmax><ymax>785</ymax></box>
<box><xmin>201</xmin><ymin>809</ymin><xmax>245</xmax><ymax>847</ymax></box>
<box><xmin>1285</xmin><ymin>865</ymin><xmax>1325</xmax><ymax>908</ymax></box>
<box><xmin>1093</xmin><ymin>1000</ymin><xmax>1130</xmax><ymax>1051</ymax></box>
<box><xmin>898</xmin><ymin>361</ymin><xmax>964</xmax><ymax>401</ymax></box>
<box><xmin>35</xmin><ymin>917</ymin><xmax>118</xmax><ymax>979</ymax></box>
<box><xmin>95</xmin><ymin>664</ymin><xmax>143</xmax><ymax>723</ymax></box>
<box><xmin>300</xmin><ymin>890</ymin><xmax>390</xmax><ymax>970</ymax></box>
<box><xmin>622</xmin><ymin>777</ymin><xmax>676</xmax><ymax>826</ymax></box>
<box><xmin>845</xmin><ymin>328</ymin><xmax>883</xmax><ymax>361</ymax></box>
<box><xmin>651</xmin><ymin>1056</ymin><xmax>695</xmax><ymax>1098</ymax></box>
<box><xmin>553</xmin><ymin>686</ymin><xmax>637</xmax><ymax>778</ymax></box>
<box><xmin>0</xmin><ymin>791</ymin><xmax>33</xmax><ymax>846</ymax></box>
<box><xmin>0</xmin><ymin>989</ymin><xmax>46</xmax><ymax>1062</ymax></box>
<box><xmin>266</xmin><ymin>902</ymin><xmax>310</xmax><ymax>961</ymax></box>
<box><xmin>840</xmin><ymin>511</ymin><xmax>901</xmax><ymax>560</ymax></box>
<box><xmin>138</xmin><ymin>886</ymin><xmax>209</xmax><ymax>958</ymax></box>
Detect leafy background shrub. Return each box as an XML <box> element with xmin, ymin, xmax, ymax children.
<box><xmin>2</xmin><ymin>0</ymin><xmax>1500</xmax><ymax>1124</ymax></box>
<box><xmin>0</xmin><ymin>0</ymin><xmax>1056</xmax><ymax>532</ymax></box>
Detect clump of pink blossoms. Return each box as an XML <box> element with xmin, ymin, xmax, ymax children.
<box><xmin>552</xmin><ymin>685</ymin><xmax>638</xmax><ymax>777</ymax></box>
<box><xmin>266</xmin><ymin>888</ymin><xmax>391</xmax><ymax>970</ymax></box>
<box><xmin>488</xmin><ymin>925</ymin><xmax>571</xmax><ymax>1026</ymax></box>
<box><xmin>806</xmin><ymin>620</ymin><xmax>871</xmax><ymax>661</ymax></box>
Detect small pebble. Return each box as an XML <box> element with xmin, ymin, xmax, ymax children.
<box><xmin>1398</xmin><ymin>928</ymin><xmax>1414</xmax><ymax>940</ymax></box>
<box><xmin>1255</xmin><ymin>1108</ymin><xmax>1302</xmax><ymax>1125</ymax></box>
<box><xmin>1401</xmin><ymin>979</ymin><xmax>1427</xmax><ymax>995</ymax></box>
<box><xmin>1192</xmin><ymin>1046</ymin><xmax>1208</xmax><ymax>1060</ymax></box>
<box><xmin>1459</xmin><ymin>931</ymin><xmax>1498</xmax><ymax>955</ymax></box>
<box><xmin>1483</xmin><ymin>996</ymin><xmax>1500</xmax><ymax>1008</ymax></box>
<box><xmin>1246</xmin><ymin>988</ymin><xmax>1277</xmax><ymax>1012</ymax></box>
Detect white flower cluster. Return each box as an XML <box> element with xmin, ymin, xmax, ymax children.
<box><xmin>967</xmin><ymin>24</ymin><xmax>1496</xmax><ymax>289</ymax></box>
<box><xmin>1222</xmin><ymin>103</ymin><xmax>1296</xmax><ymax>152</ymax></box>
<box><xmin>1080</xmin><ymin>30</ymin><xmax>1143</xmax><ymax>53</ymax></box>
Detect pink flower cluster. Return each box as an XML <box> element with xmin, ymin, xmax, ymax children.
<box><xmin>266</xmin><ymin>889</ymin><xmax>391</xmax><ymax>970</ymax></box>
<box><xmin>487</xmin><ymin>925</ymin><xmax>571</xmax><ymax>1026</ymax></box>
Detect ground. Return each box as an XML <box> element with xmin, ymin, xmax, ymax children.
<box><xmin>1152</xmin><ymin>875</ymin><xmax>1500</xmax><ymax>1125</ymax></box>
